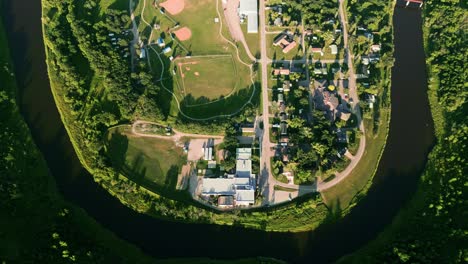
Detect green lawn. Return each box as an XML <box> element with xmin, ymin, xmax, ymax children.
<box><xmin>321</xmin><ymin>108</ymin><xmax>390</xmax><ymax>211</ymax></box>
<box><xmin>106</xmin><ymin>127</ymin><xmax>186</xmax><ymax>189</ymax></box>
<box><xmin>241</xmin><ymin>24</ymin><xmax>260</xmax><ymax>59</ymax></box>
<box><xmin>175</xmin><ymin>56</ymin><xmax>238</xmax><ymax>101</ymax></box>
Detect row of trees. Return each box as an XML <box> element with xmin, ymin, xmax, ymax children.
<box><xmin>267</xmin><ymin>0</ymin><xmax>337</xmax><ymax>28</ymax></box>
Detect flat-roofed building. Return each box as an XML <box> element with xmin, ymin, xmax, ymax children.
<box><xmin>239</xmin><ymin>0</ymin><xmax>258</xmax><ymax>33</ymax></box>
<box><xmin>200</xmin><ymin>148</ymin><xmax>256</xmax><ymax>207</ymax></box>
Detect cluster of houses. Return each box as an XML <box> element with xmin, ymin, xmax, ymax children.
<box><xmin>273</xmin><ymin>82</ymin><xmax>291</xmax><ymax>148</ymax></box>
<box><xmin>313</xmin><ymin>85</ymin><xmax>351</xmax><ymax>124</ymax></box>
<box><xmin>273</xmin><ymin>32</ymin><xmax>297</xmax><ymax>54</ymax></box>
<box><xmin>200</xmin><ymin>148</ymin><xmax>256</xmax><ymax>208</ymax></box>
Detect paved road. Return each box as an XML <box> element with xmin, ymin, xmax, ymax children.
<box><xmin>257</xmin><ymin>0</ymin><xmax>275</xmax><ymax>203</ymax></box>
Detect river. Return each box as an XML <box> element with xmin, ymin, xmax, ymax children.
<box><xmin>2</xmin><ymin>1</ymin><xmax>434</xmax><ymax>263</ymax></box>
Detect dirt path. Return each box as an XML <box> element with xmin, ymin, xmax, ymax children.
<box><xmin>222</xmin><ymin>0</ymin><xmax>256</xmax><ymax>61</ymax></box>
<box><xmin>131</xmin><ymin>120</ymin><xmax>223</xmax><ymax>142</ymax></box>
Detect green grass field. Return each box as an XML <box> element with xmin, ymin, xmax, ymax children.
<box><xmin>175</xmin><ymin>56</ymin><xmax>238</xmax><ymax>101</ymax></box>
<box><xmin>321</xmin><ymin>108</ymin><xmax>390</xmax><ymax>211</ymax></box>
<box><xmin>106</xmin><ymin>127</ymin><xmax>186</xmax><ymax>189</ymax></box>
<box><xmin>241</xmin><ymin>24</ymin><xmax>260</xmax><ymax>59</ymax></box>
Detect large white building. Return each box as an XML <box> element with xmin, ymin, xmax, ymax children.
<box><xmin>201</xmin><ymin>148</ymin><xmax>256</xmax><ymax>207</ymax></box>
<box><xmin>238</xmin><ymin>0</ymin><xmax>258</xmax><ymax>33</ymax></box>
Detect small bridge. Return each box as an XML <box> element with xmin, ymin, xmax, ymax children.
<box><xmin>402</xmin><ymin>0</ymin><xmax>424</xmax><ymax>8</ymax></box>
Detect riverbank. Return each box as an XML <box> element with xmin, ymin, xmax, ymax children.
<box><xmin>0</xmin><ymin>15</ymin><xmax>154</xmax><ymax>262</ymax></box>
<box><xmin>337</xmin><ymin>1</ymin><xmax>466</xmax><ymax>262</ymax></box>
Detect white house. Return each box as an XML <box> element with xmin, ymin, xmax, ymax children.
<box><xmin>238</xmin><ymin>0</ymin><xmax>258</xmax><ymax>33</ymax></box>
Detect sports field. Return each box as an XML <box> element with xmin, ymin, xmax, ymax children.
<box><xmin>175</xmin><ymin>56</ymin><xmax>238</xmax><ymax>101</ymax></box>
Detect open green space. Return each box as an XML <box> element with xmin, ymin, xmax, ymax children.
<box><xmin>321</xmin><ymin>108</ymin><xmax>390</xmax><ymax>211</ymax></box>
<box><xmin>241</xmin><ymin>24</ymin><xmax>260</xmax><ymax>59</ymax></box>
<box><xmin>175</xmin><ymin>56</ymin><xmax>238</xmax><ymax>101</ymax></box>
<box><xmin>106</xmin><ymin>126</ymin><xmax>186</xmax><ymax>189</ymax></box>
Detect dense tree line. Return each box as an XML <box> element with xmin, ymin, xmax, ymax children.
<box><xmin>268</xmin><ymin>0</ymin><xmax>337</xmax><ymax>27</ymax></box>
<box><xmin>342</xmin><ymin>0</ymin><xmax>467</xmax><ymax>262</ymax></box>
<box><xmin>0</xmin><ymin>20</ymin><xmax>154</xmax><ymax>261</ymax></box>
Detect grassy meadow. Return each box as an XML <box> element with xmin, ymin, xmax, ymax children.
<box><xmin>106</xmin><ymin>126</ymin><xmax>186</xmax><ymax>189</ymax></box>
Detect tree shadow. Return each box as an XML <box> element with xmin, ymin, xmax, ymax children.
<box><xmin>164</xmin><ymin>165</ymin><xmax>179</xmax><ymax>190</ymax></box>
<box><xmin>106</xmin><ymin>132</ymin><xmax>129</xmax><ymax>177</ymax></box>
<box><xmin>178</xmin><ymin>81</ymin><xmax>261</xmax><ymax>120</ymax></box>
<box><xmin>324</xmin><ymin>197</ymin><xmax>342</xmax><ymax>223</ymax></box>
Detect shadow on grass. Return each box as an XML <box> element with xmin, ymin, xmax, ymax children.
<box><xmin>178</xmin><ymin>82</ymin><xmax>261</xmax><ymax>119</ymax></box>
<box><xmin>107</xmin><ymin>132</ymin><xmax>129</xmax><ymax>177</ymax></box>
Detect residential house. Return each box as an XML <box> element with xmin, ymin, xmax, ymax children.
<box><xmin>273</xmin><ymin>68</ymin><xmax>290</xmax><ymax>76</ymax></box>
<box><xmin>280</xmin><ymin>122</ymin><xmax>288</xmax><ymax>136</ymax></box>
<box><xmin>282</xmin><ymin>41</ymin><xmax>297</xmax><ymax>53</ymax></box>
<box><xmin>282</xmin><ymin>81</ymin><xmax>291</xmax><ymax>92</ymax></box>
<box><xmin>329</xmin><ymin>44</ymin><xmax>338</xmax><ymax>55</ymax></box>
<box><xmin>311</xmin><ymin>47</ymin><xmax>323</xmax><ymax>54</ymax></box>
<box><xmin>314</xmin><ymin>87</ymin><xmax>340</xmax><ymax>121</ymax></box>
<box><xmin>277</xmin><ymin>93</ymin><xmax>284</xmax><ymax>104</ymax></box>
<box><xmin>371</xmin><ymin>44</ymin><xmax>381</xmax><ymax>52</ymax></box>
<box><xmin>339</xmin><ymin>111</ymin><xmax>351</xmax><ymax>122</ymax></box>
<box><xmin>139</xmin><ymin>48</ymin><xmax>146</xmax><ymax>59</ymax></box>
<box><xmin>157</xmin><ymin>37</ymin><xmax>165</xmax><ymax>47</ymax></box>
